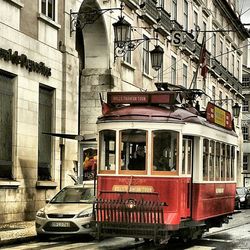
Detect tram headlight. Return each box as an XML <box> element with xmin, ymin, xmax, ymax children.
<box><xmin>126</xmin><ymin>199</ymin><xmax>136</xmax><ymax>209</ymax></box>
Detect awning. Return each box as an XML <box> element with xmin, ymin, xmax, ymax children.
<box><xmin>42</xmin><ymin>132</ymin><xmax>97</xmax><ymax>141</ymax></box>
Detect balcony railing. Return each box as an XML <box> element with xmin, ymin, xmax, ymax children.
<box><xmin>140</xmin><ymin>0</ymin><xmax>159</xmax><ymax>24</ymax></box>
<box><xmin>156</xmin><ymin>7</ymin><xmax>171</xmax><ymax>35</ymax></box>
<box><xmin>211</xmin><ymin>59</ymin><xmax>242</xmax><ymax>94</ymax></box>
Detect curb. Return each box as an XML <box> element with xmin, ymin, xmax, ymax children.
<box><xmin>0</xmin><ymin>235</ymin><xmax>37</xmax><ymax>247</ymax></box>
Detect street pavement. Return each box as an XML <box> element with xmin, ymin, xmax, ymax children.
<box><xmin>0</xmin><ymin>210</ymin><xmax>245</xmax><ymax>247</ymax></box>
<box><xmin>0</xmin><ymin>221</ymin><xmax>36</xmax><ymax>246</ymax></box>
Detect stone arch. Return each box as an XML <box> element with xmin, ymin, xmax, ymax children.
<box><xmin>75</xmin><ymin>0</ymin><xmax>116</xmax><ymax>135</ymax></box>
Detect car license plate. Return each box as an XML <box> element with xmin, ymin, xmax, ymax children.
<box><xmin>51</xmin><ymin>222</ymin><xmax>70</xmax><ymax>227</ymax></box>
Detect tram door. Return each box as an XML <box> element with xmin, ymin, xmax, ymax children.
<box><xmin>182</xmin><ymin>137</ymin><xmax>193</xmax><ymax>217</ymax></box>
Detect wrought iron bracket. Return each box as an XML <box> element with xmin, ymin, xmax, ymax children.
<box><xmin>70</xmin><ymin>7</ymin><xmax>122</xmax><ymax>36</ymax></box>
<box><xmin>114</xmin><ymin>38</ymin><xmax>158</xmax><ymax>59</ymax></box>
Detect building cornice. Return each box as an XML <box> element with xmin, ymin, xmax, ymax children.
<box><xmin>213</xmin><ymin>0</ymin><xmax>249</xmax><ymax>40</ymax></box>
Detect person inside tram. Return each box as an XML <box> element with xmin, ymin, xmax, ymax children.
<box><xmin>128</xmin><ymin>145</ymin><xmax>146</xmax><ymax>170</ymax></box>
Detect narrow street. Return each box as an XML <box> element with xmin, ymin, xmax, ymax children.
<box><xmin>0</xmin><ymin>209</ymin><xmax>249</xmax><ymax>250</ymax></box>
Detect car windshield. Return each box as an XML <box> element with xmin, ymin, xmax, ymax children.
<box><xmin>50</xmin><ymin>187</ymin><xmax>94</xmax><ymax>203</ymax></box>
<box><xmin>236</xmin><ymin>188</ymin><xmax>246</xmax><ymax>195</ymax></box>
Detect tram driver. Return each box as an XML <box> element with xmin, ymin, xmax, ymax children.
<box><xmin>128</xmin><ymin>145</ymin><xmax>146</xmax><ymax>170</ymax></box>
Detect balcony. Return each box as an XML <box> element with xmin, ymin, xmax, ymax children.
<box><xmin>140</xmin><ymin>0</ymin><xmax>159</xmax><ymax>25</ymax></box>
<box><xmin>210</xmin><ymin>59</ymin><xmax>242</xmax><ymax>94</ymax></box>
<box><xmin>180</xmin><ymin>32</ymin><xmax>196</xmax><ymax>56</ymax></box>
<box><xmin>156</xmin><ymin>7</ymin><xmax>171</xmax><ymax>35</ymax></box>
<box><xmin>123</xmin><ymin>0</ymin><xmax>140</xmax><ymax>10</ymax></box>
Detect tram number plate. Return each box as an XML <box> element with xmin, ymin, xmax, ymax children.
<box><xmin>51</xmin><ymin>222</ymin><xmax>70</xmax><ymax>227</ymax></box>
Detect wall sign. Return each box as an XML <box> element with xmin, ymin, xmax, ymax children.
<box><xmin>0</xmin><ymin>48</ymin><xmax>51</xmax><ymax>77</ymax></box>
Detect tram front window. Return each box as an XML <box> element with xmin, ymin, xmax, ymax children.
<box><xmin>99</xmin><ymin>130</ymin><xmax>116</xmax><ymax>171</ymax></box>
<box><xmin>120</xmin><ymin>129</ymin><xmax>146</xmax><ymax>171</ymax></box>
<box><xmin>153</xmin><ymin>130</ymin><xmax>178</xmax><ymax>172</ymax></box>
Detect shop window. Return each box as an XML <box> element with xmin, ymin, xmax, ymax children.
<box><xmin>41</xmin><ymin>0</ymin><xmax>55</xmax><ymax>20</ymax></box>
<box><xmin>0</xmin><ymin>74</ymin><xmax>13</xmax><ymax>179</ymax></box>
<box><xmin>152</xmin><ymin>130</ymin><xmax>178</xmax><ymax>173</ymax></box>
<box><xmin>99</xmin><ymin>130</ymin><xmax>116</xmax><ymax>172</ymax></box>
<box><xmin>38</xmin><ymin>87</ymin><xmax>53</xmax><ymax>181</ymax></box>
<box><xmin>120</xmin><ymin>129</ymin><xmax>147</xmax><ymax>171</ymax></box>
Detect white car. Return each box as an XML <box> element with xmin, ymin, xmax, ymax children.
<box><xmin>36</xmin><ymin>181</ymin><xmax>95</xmax><ymax>237</ymax></box>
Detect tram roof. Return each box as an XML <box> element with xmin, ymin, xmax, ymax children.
<box><xmin>97</xmin><ymin>90</ymin><xmax>237</xmax><ymax>136</ymax></box>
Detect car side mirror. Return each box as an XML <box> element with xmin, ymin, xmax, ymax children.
<box><xmin>45</xmin><ymin>198</ymin><xmax>50</xmax><ymax>203</ymax></box>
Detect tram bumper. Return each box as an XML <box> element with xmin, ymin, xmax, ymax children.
<box><xmin>92</xmin><ymin>194</ymin><xmax>168</xmax><ymax>241</ymax></box>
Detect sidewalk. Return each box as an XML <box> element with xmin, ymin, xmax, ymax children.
<box><xmin>0</xmin><ymin>221</ymin><xmax>36</xmax><ymax>246</ymax></box>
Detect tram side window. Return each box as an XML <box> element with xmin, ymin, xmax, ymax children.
<box><xmin>221</xmin><ymin>144</ymin><xmax>226</xmax><ymax>181</ymax></box>
<box><xmin>182</xmin><ymin>138</ymin><xmax>192</xmax><ymax>175</ymax></box>
<box><xmin>231</xmin><ymin>146</ymin><xmax>235</xmax><ymax>180</ymax></box>
<box><xmin>209</xmin><ymin>141</ymin><xmax>215</xmax><ymax>181</ymax></box>
<box><xmin>120</xmin><ymin>129</ymin><xmax>146</xmax><ymax>171</ymax></box>
<box><xmin>226</xmin><ymin>145</ymin><xmax>231</xmax><ymax>180</ymax></box>
<box><xmin>99</xmin><ymin>130</ymin><xmax>116</xmax><ymax>171</ymax></box>
<box><xmin>215</xmin><ymin>142</ymin><xmax>221</xmax><ymax>181</ymax></box>
<box><xmin>203</xmin><ymin>139</ymin><xmax>209</xmax><ymax>181</ymax></box>
<box><xmin>153</xmin><ymin>130</ymin><xmax>178</xmax><ymax>172</ymax></box>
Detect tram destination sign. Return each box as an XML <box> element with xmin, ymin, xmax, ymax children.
<box><xmin>107</xmin><ymin>92</ymin><xmax>176</xmax><ymax>105</ymax></box>
<box><xmin>206</xmin><ymin>102</ymin><xmax>232</xmax><ymax>130</ymax></box>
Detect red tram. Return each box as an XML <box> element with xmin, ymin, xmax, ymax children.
<box><xmin>93</xmin><ymin>87</ymin><xmax>238</xmax><ymax>244</ymax></box>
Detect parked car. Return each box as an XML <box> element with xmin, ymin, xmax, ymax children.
<box><xmin>235</xmin><ymin>187</ymin><xmax>250</xmax><ymax>209</ymax></box>
<box><xmin>36</xmin><ymin>180</ymin><xmax>95</xmax><ymax>238</ymax></box>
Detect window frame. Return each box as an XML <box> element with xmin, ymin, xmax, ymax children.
<box><xmin>98</xmin><ymin>129</ymin><xmax>116</xmax><ymax>174</ymax></box>
<box><xmin>119</xmin><ymin>129</ymin><xmax>148</xmax><ymax>175</ymax></box>
<box><xmin>151</xmin><ymin>130</ymin><xmax>179</xmax><ymax>176</ymax></box>
<box><xmin>40</xmin><ymin>0</ymin><xmax>56</xmax><ymax>21</ymax></box>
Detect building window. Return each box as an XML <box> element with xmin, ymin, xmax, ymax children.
<box><xmin>243</xmin><ymin>100</ymin><xmax>249</xmax><ymax>112</ymax></box>
<box><xmin>0</xmin><ymin>74</ymin><xmax>13</xmax><ymax>179</ymax></box>
<box><xmin>212</xmin><ymin>32</ymin><xmax>216</xmax><ymax>57</ymax></box>
<box><xmin>219</xmin><ymin>91</ymin><xmax>222</xmax><ymax>107</ymax></box>
<box><xmin>243</xmin><ymin>155</ymin><xmax>248</xmax><ymax>171</ymax></box>
<box><xmin>183</xmin><ymin>0</ymin><xmax>188</xmax><ymax>31</ymax></box>
<box><xmin>172</xmin><ymin>0</ymin><xmax>177</xmax><ymax>20</ymax></box>
<box><xmin>231</xmin><ymin>53</ymin><xmax>235</xmax><ymax>75</ymax></box>
<box><xmin>38</xmin><ymin>86</ymin><xmax>53</xmax><ymax>180</ymax></box>
<box><xmin>183</xmin><ymin>64</ymin><xmax>188</xmax><ymax>88</ymax></box>
<box><xmin>236</xmin><ymin>59</ymin><xmax>240</xmax><ymax>79</ymax></box>
<box><xmin>212</xmin><ymin>85</ymin><xmax>216</xmax><ymax>102</ymax></box>
<box><xmin>219</xmin><ymin>40</ymin><xmax>223</xmax><ymax>64</ymax></box>
<box><xmin>242</xmin><ymin>76</ymin><xmax>250</xmax><ymax>87</ymax></box>
<box><xmin>41</xmin><ymin>0</ymin><xmax>55</xmax><ymax>20</ymax></box>
<box><xmin>226</xmin><ymin>47</ymin><xmax>229</xmax><ymax>70</ymax></box>
<box><xmin>171</xmin><ymin>56</ymin><xmax>177</xmax><ymax>85</ymax></box>
<box><xmin>157</xmin><ymin>0</ymin><xmax>164</xmax><ymax>8</ymax></box>
<box><xmin>123</xmin><ymin>29</ymin><xmax>131</xmax><ymax>64</ymax></box>
<box><xmin>242</xmin><ymin>126</ymin><xmax>248</xmax><ymax>141</ymax></box>
<box><xmin>157</xmin><ymin>62</ymin><xmax>163</xmax><ymax>82</ymax></box>
<box><xmin>142</xmin><ymin>35</ymin><xmax>149</xmax><ymax>75</ymax></box>
<box><xmin>225</xmin><ymin>95</ymin><xmax>229</xmax><ymax>110</ymax></box>
<box><xmin>193</xmin><ymin>11</ymin><xmax>198</xmax><ymax>35</ymax></box>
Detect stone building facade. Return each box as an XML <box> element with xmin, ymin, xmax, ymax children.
<box><xmin>0</xmin><ymin>0</ymin><xmax>248</xmax><ymax>223</ymax></box>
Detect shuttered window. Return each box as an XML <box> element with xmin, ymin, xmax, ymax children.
<box><xmin>0</xmin><ymin>74</ymin><xmax>13</xmax><ymax>179</ymax></box>
<box><xmin>38</xmin><ymin>87</ymin><xmax>53</xmax><ymax>180</ymax></box>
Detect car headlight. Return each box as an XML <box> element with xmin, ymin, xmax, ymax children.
<box><xmin>240</xmin><ymin>197</ymin><xmax>245</xmax><ymax>202</ymax></box>
<box><xmin>36</xmin><ymin>210</ymin><xmax>46</xmax><ymax>218</ymax></box>
<box><xmin>77</xmin><ymin>209</ymin><xmax>93</xmax><ymax>218</ymax></box>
